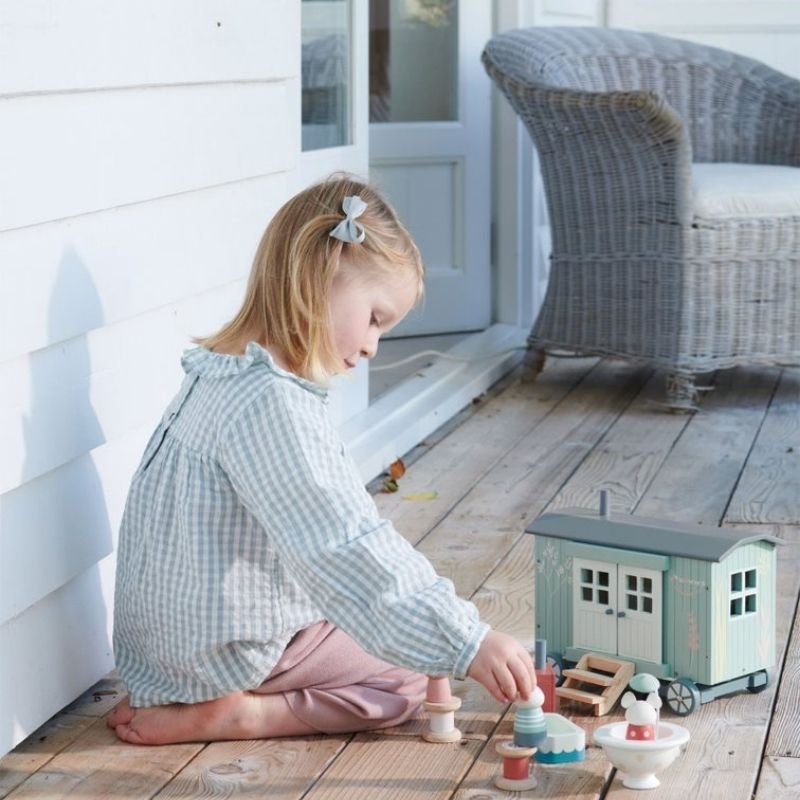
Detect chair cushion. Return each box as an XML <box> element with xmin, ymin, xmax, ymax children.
<box><xmin>691</xmin><ymin>163</ymin><xmax>800</xmax><ymax>219</ymax></box>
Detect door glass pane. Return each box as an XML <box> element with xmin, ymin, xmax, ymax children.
<box><xmin>369</xmin><ymin>0</ymin><xmax>458</xmax><ymax>122</ymax></box>
<box><xmin>302</xmin><ymin>0</ymin><xmax>353</xmax><ymax>151</ymax></box>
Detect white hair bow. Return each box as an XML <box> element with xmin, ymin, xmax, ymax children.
<box><xmin>329</xmin><ymin>195</ymin><xmax>367</xmax><ymax>244</ymax></box>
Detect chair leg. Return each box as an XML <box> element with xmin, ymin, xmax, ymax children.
<box><xmin>665</xmin><ymin>371</ymin><xmax>699</xmax><ymax>412</ymax></box>
<box><xmin>522</xmin><ymin>347</ymin><xmax>546</xmax><ymax>381</ymax></box>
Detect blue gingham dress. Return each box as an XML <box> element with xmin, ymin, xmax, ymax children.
<box><xmin>113</xmin><ymin>343</ymin><xmax>488</xmax><ymax>707</ymax></box>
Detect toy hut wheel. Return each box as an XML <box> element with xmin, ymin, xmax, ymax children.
<box><xmin>666</xmin><ymin>678</ymin><xmax>700</xmax><ymax>716</ymax></box>
<box><xmin>747</xmin><ymin>668</ymin><xmax>772</xmax><ymax>694</ymax></box>
<box><xmin>547</xmin><ymin>654</ymin><xmax>564</xmax><ymax>686</ymax></box>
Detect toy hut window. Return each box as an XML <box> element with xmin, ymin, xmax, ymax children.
<box><xmin>729</xmin><ymin>569</ymin><xmax>758</xmax><ymax>617</ymax></box>
<box><xmin>579</xmin><ymin>567</ymin><xmax>611</xmax><ymax>605</ymax></box>
<box><xmin>625</xmin><ymin>574</ymin><xmax>654</xmax><ymax>614</ymax></box>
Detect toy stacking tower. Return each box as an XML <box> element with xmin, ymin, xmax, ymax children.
<box><xmin>513</xmin><ymin>686</ymin><xmax>548</xmax><ymax>747</ymax></box>
<box><xmin>495</xmin><ymin>688</ymin><xmax>547</xmax><ymax>791</ymax></box>
<box><xmin>422</xmin><ymin>677</ymin><xmax>462</xmax><ymax>743</ymax></box>
<box><xmin>535</xmin><ymin>639</ymin><xmax>559</xmax><ymax>713</ymax></box>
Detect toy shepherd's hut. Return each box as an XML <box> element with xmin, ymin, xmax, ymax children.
<box><xmin>527</xmin><ymin>495</ymin><xmax>782</xmax><ymax>715</ymax></box>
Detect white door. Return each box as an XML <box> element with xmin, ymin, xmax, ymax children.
<box><xmin>572</xmin><ymin>558</ymin><xmax>618</xmax><ymax>654</ymax></box>
<box><xmin>368</xmin><ymin>0</ymin><xmax>492</xmax><ymax>336</ymax></box>
<box><xmin>617</xmin><ymin>565</ymin><xmax>662</xmax><ymax>663</ymax></box>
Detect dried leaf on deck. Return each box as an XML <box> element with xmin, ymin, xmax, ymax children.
<box><xmin>389</xmin><ymin>458</ymin><xmax>406</xmax><ymax>481</ymax></box>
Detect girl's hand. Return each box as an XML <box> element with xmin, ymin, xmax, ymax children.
<box><xmin>466</xmin><ymin>630</ymin><xmax>536</xmax><ymax>704</ymax></box>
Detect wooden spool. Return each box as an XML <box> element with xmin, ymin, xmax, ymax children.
<box><xmin>422</xmin><ymin>697</ymin><xmax>462</xmax><ymax>743</ymax></box>
<box><xmin>495</xmin><ymin>740</ymin><xmax>537</xmax><ymax>791</ymax></box>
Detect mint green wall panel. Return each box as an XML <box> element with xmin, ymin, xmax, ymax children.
<box><xmin>710</xmin><ymin>541</ymin><xmax>776</xmax><ymax>684</ymax></box>
<box><xmin>534</xmin><ymin>535</ymin><xmax>573</xmax><ymax>660</ymax></box>
<box><xmin>665</xmin><ymin>556</ymin><xmax>713</xmax><ymax>685</ymax></box>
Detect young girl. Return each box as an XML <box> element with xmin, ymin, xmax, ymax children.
<box><xmin>107</xmin><ymin>175</ymin><xmax>535</xmax><ymax>745</ymax></box>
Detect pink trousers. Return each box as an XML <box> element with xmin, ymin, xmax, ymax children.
<box><xmin>251</xmin><ymin>621</ymin><xmax>427</xmax><ymax>734</ymax></box>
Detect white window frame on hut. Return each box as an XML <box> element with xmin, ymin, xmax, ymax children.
<box><xmin>728</xmin><ymin>568</ymin><xmax>758</xmax><ymax>618</ymax></box>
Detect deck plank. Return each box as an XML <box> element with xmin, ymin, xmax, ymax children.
<box><xmin>0</xmin><ymin>715</ymin><xmax>94</xmax><ymax>799</ymax></box>
<box><xmin>755</xmin><ymin>756</ymin><xmax>800</xmax><ymax>798</ymax></box>
<box><xmin>4</xmin><ymin>718</ymin><xmax>202</xmax><ymax>799</ymax></box>
<box><xmin>0</xmin><ymin>674</ymin><xmax>125</xmax><ymax>798</ymax></box>
<box><xmin>414</xmin><ymin>362</ymin><xmax>651</xmax><ymax>599</ymax></box>
<box><xmin>153</xmin><ymin>736</ymin><xmax>349</xmax><ymax>799</ymax></box>
<box><xmin>727</xmin><ymin>368</ymin><xmax>800</xmax><ymax>524</ymax></box>
<box><xmin>301</xmin><ymin>734</ymin><xmax>484</xmax><ymax>800</ymax></box>
<box><xmin>547</xmin><ymin>369</ymin><xmax>692</xmax><ymax>513</ymax></box>
<box><xmin>636</xmin><ymin>366</ymin><xmax>780</xmax><ymax>524</ymax></box>
<box><xmin>374</xmin><ymin>357</ymin><xmax>598</xmax><ymax>547</ymax></box>
<box><xmin>763</xmin><ymin>531</ymin><xmax>800</xmax><ymax>760</ymax></box>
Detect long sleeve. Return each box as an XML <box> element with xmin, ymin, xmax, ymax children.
<box><xmin>217</xmin><ymin>382</ymin><xmax>488</xmax><ymax>679</ymax></box>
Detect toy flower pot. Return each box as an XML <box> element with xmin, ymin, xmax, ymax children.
<box><xmin>594</xmin><ymin>721</ymin><xmax>690</xmax><ymax>789</ymax></box>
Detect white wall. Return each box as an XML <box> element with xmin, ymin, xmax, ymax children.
<box><xmin>607</xmin><ymin>1</ymin><xmax>800</xmax><ymax>79</ymax></box>
<box><xmin>0</xmin><ymin>0</ymin><xmax>365</xmax><ymax>757</ymax></box>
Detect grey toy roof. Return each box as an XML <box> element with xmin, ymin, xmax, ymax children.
<box><xmin>526</xmin><ymin>507</ymin><xmax>783</xmax><ymax>562</ymax></box>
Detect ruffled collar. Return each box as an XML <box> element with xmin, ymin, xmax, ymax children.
<box><xmin>180</xmin><ymin>342</ymin><xmax>328</xmax><ymax>398</ymax></box>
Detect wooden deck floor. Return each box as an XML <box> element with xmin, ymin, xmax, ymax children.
<box><xmin>3</xmin><ymin>357</ymin><xmax>800</xmax><ymax>799</ymax></box>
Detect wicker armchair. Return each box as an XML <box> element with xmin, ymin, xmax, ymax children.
<box><xmin>482</xmin><ymin>27</ymin><xmax>800</xmax><ymax>409</ymax></box>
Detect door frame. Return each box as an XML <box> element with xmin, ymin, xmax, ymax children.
<box><xmin>368</xmin><ymin>0</ymin><xmax>492</xmax><ymax>337</ymax></box>
<box><xmin>571</xmin><ymin>558</ymin><xmax>664</xmax><ymax>664</ymax></box>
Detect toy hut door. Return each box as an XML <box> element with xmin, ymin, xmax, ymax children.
<box><xmin>616</xmin><ymin>566</ymin><xmax>662</xmax><ymax>663</ymax></box>
<box><xmin>572</xmin><ymin>558</ymin><xmax>617</xmax><ymax>653</ymax></box>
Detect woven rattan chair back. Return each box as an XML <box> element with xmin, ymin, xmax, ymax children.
<box><xmin>482</xmin><ymin>27</ymin><xmax>800</xmax><ymax>410</ymax></box>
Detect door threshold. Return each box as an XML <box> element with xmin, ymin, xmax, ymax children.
<box><xmin>340</xmin><ymin>323</ymin><xmax>527</xmax><ymax>481</ymax></box>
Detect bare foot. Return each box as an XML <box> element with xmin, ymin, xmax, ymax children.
<box><xmin>106</xmin><ymin>692</ymin><xmax>317</xmax><ymax>745</ymax></box>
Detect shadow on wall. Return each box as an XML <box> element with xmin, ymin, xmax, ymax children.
<box><xmin>1</xmin><ymin>251</ymin><xmax>113</xmax><ymax>756</ymax></box>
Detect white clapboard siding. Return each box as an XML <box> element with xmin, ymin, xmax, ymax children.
<box><xmin>0</xmin><ymin>172</ymin><xmax>287</xmax><ymax>362</ymax></box>
<box><xmin>0</xmin><ymin>0</ymin><xmax>297</xmax><ymax>96</ymax></box>
<box><xmin>0</xmin><ymin>553</ymin><xmax>118</xmax><ymax>755</ymax></box>
<box><xmin>0</xmin><ymin>280</ymin><xmax>248</xmax><ymax>626</ymax></box>
<box><xmin>0</xmin><ymin>429</ymin><xmax>148</xmax><ymax>629</ymax></box>
<box><xmin>0</xmin><ymin>82</ymin><xmax>293</xmax><ymax>232</ymax></box>
<box><xmin>607</xmin><ymin>1</ymin><xmax>800</xmax><ymax>79</ymax></box>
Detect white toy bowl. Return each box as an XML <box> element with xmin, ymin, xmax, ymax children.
<box><xmin>594</xmin><ymin>721</ymin><xmax>690</xmax><ymax>789</ymax></box>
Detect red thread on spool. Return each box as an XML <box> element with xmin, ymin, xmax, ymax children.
<box><xmin>503</xmin><ymin>755</ymin><xmax>530</xmax><ymax>780</ymax></box>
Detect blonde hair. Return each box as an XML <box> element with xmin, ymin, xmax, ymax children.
<box><xmin>197</xmin><ymin>174</ymin><xmax>424</xmax><ymax>384</ymax></box>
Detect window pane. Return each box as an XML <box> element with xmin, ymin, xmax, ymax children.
<box><xmin>745</xmin><ymin>569</ymin><xmax>757</xmax><ymax>589</ymax></box>
<box><xmin>731</xmin><ymin>572</ymin><xmax>742</xmax><ymax>592</ymax></box>
<box><xmin>643</xmin><ymin>596</ymin><xmax>653</xmax><ymax>613</ymax></box>
<box><xmin>730</xmin><ymin>597</ymin><xmax>742</xmax><ymax>616</ymax></box>
<box><xmin>627</xmin><ymin>575</ymin><xmax>637</xmax><ymax>591</ymax></box>
<box><xmin>582</xmin><ymin>587</ymin><xmax>593</xmax><ymax>602</ymax></box>
<box><xmin>302</xmin><ymin>0</ymin><xmax>352</xmax><ymax>151</ymax></box>
<box><xmin>369</xmin><ymin>0</ymin><xmax>458</xmax><ymax>122</ymax></box>
<box><xmin>598</xmin><ymin>590</ymin><xmax>609</xmax><ymax>605</ymax></box>
<box><xmin>581</xmin><ymin>568</ymin><xmax>593</xmax><ymax>584</ymax></box>
<box><xmin>598</xmin><ymin>571</ymin><xmax>610</xmax><ymax>587</ymax></box>
<box><xmin>745</xmin><ymin>593</ymin><xmax>757</xmax><ymax>613</ymax></box>
<box><xmin>642</xmin><ymin>577</ymin><xmax>652</xmax><ymax>594</ymax></box>
<box><xmin>627</xmin><ymin>594</ymin><xmax>638</xmax><ymax>611</ymax></box>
